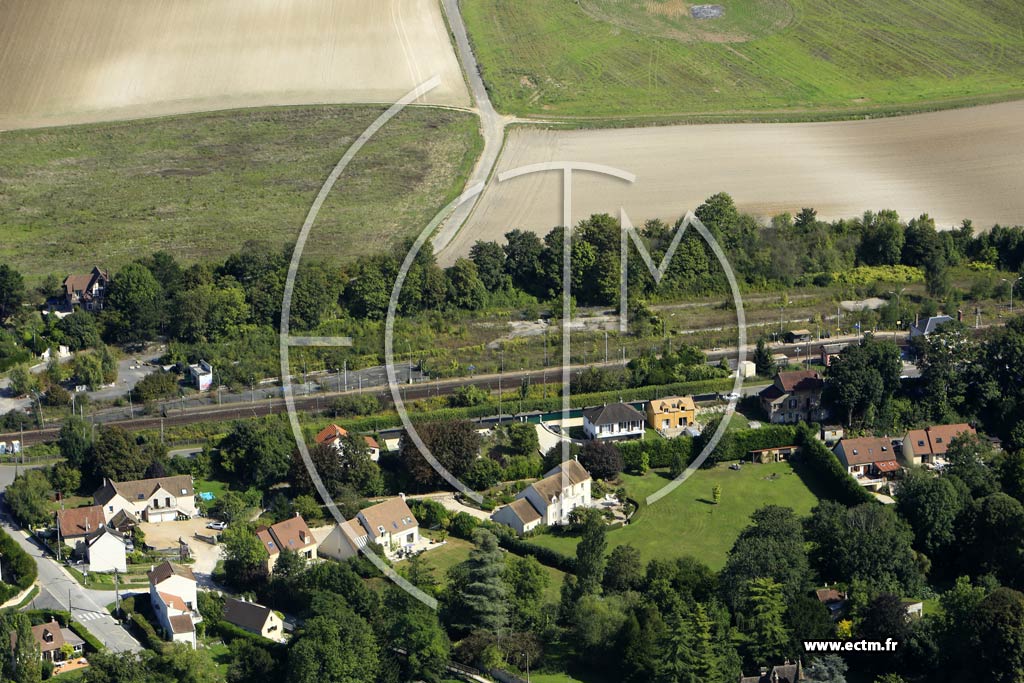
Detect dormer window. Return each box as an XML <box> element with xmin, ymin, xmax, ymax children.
<box><xmin>378</xmin><ymin>525</ymin><xmax>385</xmax><ymax>534</ymax></box>
<box><xmin>935</xmin><ymin>437</ymin><xmax>943</xmax><ymax>443</ymax></box>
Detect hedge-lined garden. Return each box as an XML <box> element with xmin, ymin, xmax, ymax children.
<box><xmin>0</xmin><ymin>527</ymin><xmax>37</xmax><ymax>604</ymax></box>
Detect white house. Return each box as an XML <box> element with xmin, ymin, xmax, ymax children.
<box><xmin>85</xmin><ymin>526</ymin><xmax>128</xmax><ymax>573</ymax></box>
<box><xmin>149</xmin><ymin>561</ymin><xmax>200</xmax><ymax>648</ymax></box>
<box><xmin>256</xmin><ymin>514</ymin><xmax>319</xmax><ymax>572</ymax></box>
<box><xmin>314</xmin><ymin>424</ymin><xmax>380</xmax><ymax>462</ymax></box>
<box><xmin>493</xmin><ymin>459</ymin><xmax>592</xmax><ymax>533</ymax></box>
<box><xmin>223</xmin><ymin>598</ymin><xmax>285</xmax><ymax>642</ymax></box>
<box><xmin>188</xmin><ymin>360</ymin><xmax>213</xmax><ymax>391</ymax></box>
<box><xmin>320</xmin><ymin>497</ymin><xmax>419</xmax><ymax>561</ymax></box>
<box><xmin>582</xmin><ymin>403</ymin><xmax>646</xmax><ymax>440</ymax></box>
<box><xmin>94</xmin><ymin>475</ymin><xmax>197</xmax><ymax>523</ymax></box>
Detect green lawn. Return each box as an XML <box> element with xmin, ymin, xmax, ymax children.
<box><xmin>530</xmin><ymin>461</ymin><xmax>821</xmax><ymax>569</ymax></box>
<box><xmin>414</xmin><ymin>535</ymin><xmax>566</xmax><ymax>604</ymax></box>
<box><xmin>462</xmin><ymin>0</ymin><xmax>1024</xmax><ymax>122</ymax></box>
<box><xmin>0</xmin><ymin>105</ymin><xmax>481</xmax><ymax>280</ymax></box>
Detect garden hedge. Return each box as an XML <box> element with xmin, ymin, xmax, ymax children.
<box><xmin>0</xmin><ymin>527</ymin><xmax>37</xmax><ymax>603</ymax></box>
<box><xmin>794</xmin><ymin>426</ymin><xmax>874</xmax><ymax>506</ymax></box>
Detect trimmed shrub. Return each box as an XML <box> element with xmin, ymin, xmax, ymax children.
<box><xmin>0</xmin><ymin>527</ymin><xmax>38</xmax><ymax>603</ymax></box>
<box><xmin>794</xmin><ymin>425</ymin><xmax>874</xmax><ymax>506</ymax></box>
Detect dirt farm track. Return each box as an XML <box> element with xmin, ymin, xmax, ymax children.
<box><xmin>0</xmin><ymin>0</ymin><xmax>468</xmax><ymax>131</ymax></box>
<box><xmin>441</xmin><ymin>100</ymin><xmax>1024</xmax><ymax>262</ymax></box>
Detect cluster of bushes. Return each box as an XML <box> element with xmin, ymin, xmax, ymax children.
<box><xmin>695</xmin><ymin>422</ymin><xmax>802</xmax><ymax>466</ymax></box>
<box><xmin>118</xmin><ymin>596</ymin><xmax>167</xmax><ymax>653</ymax></box>
<box><xmin>620</xmin><ymin>436</ymin><xmax>693</xmax><ymax>472</ymax></box>
<box><xmin>794</xmin><ymin>425</ymin><xmax>874</xmax><ymax>506</ymax></box>
<box><xmin>0</xmin><ymin>528</ymin><xmax>38</xmax><ymax>603</ymax></box>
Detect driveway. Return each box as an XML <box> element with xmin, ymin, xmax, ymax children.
<box><xmin>139</xmin><ymin>518</ymin><xmax>222</xmax><ymax>575</ymax></box>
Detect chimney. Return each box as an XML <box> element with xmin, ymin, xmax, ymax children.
<box><xmin>399</xmin><ymin>493</ymin><xmax>406</xmax><ymax>501</ymax></box>
<box><xmin>957</xmin><ymin>309</ymin><xmax>963</xmax><ymax>322</ymax></box>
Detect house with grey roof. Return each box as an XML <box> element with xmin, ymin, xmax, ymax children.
<box><xmin>93</xmin><ymin>475</ymin><xmax>197</xmax><ymax>523</ymax></box>
<box><xmin>909</xmin><ymin>314</ymin><xmax>955</xmax><ymax>338</ymax></box>
<box><xmin>319</xmin><ymin>496</ymin><xmax>420</xmax><ymax>561</ymax></box>
<box><xmin>582</xmin><ymin>403</ymin><xmax>645</xmax><ymax>440</ymax></box>
<box><xmin>492</xmin><ymin>459</ymin><xmax>592</xmax><ymax>533</ymax></box>
<box><xmin>223</xmin><ymin>597</ymin><xmax>285</xmax><ymax>642</ymax></box>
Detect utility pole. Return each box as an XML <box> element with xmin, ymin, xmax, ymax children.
<box><xmin>114</xmin><ymin>569</ymin><xmax>121</xmax><ymax>614</ymax></box>
<box><xmin>604</xmin><ymin>332</ymin><xmax>609</xmax><ymax>364</ymax></box>
<box><xmin>127</xmin><ymin>391</ymin><xmax>133</xmax><ymax>419</ymax></box>
<box><xmin>344</xmin><ymin>360</ymin><xmax>348</xmax><ymax>391</ymax></box>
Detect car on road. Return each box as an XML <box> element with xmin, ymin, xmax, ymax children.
<box><xmin>722</xmin><ymin>392</ymin><xmax>741</xmax><ymax>401</ymax></box>
<box><xmin>206</xmin><ymin>521</ymin><xmax>227</xmax><ymax>531</ymax></box>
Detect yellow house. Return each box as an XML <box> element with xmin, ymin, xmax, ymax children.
<box><xmin>646</xmin><ymin>396</ymin><xmax>696</xmax><ymax>437</ymax></box>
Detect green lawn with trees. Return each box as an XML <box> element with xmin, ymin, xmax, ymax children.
<box><xmin>529</xmin><ymin>461</ymin><xmax>820</xmax><ymax>569</ymax></box>
<box><xmin>0</xmin><ymin>105</ymin><xmax>481</xmax><ymax>279</ymax></box>
<box><xmin>462</xmin><ymin>0</ymin><xmax>1024</xmax><ymax>122</ymax></box>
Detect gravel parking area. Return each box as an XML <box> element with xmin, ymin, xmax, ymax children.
<box><xmin>139</xmin><ymin>518</ymin><xmax>222</xmax><ymax>575</ymax></box>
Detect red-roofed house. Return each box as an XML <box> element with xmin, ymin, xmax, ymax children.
<box><xmin>759</xmin><ymin>370</ymin><xmax>827</xmax><ymax>424</ymax></box>
<box><xmin>901</xmin><ymin>423</ymin><xmax>977</xmax><ymax>466</ymax></box>
<box><xmin>62</xmin><ymin>267</ymin><xmax>109</xmax><ymax>312</ymax></box>
<box><xmin>833</xmin><ymin>436</ymin><xmax>903</xmax><ymax>485</ymax></box>
<box><xmin>256</xmin><ymin>514</ymin><xmax>318</xmax><ymax>571</ymax></box>
<box><xmin>315</xmin><ymin>424</ymin><xmax>348</xmax><ymax>449</ymax></box>
<box><xmin>148</xmin><ymin>561</ymin><xmax>199</xmax><ymax>648</ymax></box>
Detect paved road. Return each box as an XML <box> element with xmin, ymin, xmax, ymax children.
<box><xmin>433</xmin><ymin>0</ymin><xmax>507</xmax><ymax>257</ymax></box>
<box><xmin>0</xmin><ymin>475</ymin><xmax>141</xmax><ymax>652</ymax></box>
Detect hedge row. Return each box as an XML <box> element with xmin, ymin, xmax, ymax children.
<box><xmin>695</xmin><ymin>423</ymin><xmax>802</xmax><ymax>465</ymax></box>
<box><xmin>0</xmin><ymin>528</ymin><xmax>37</xmax><ymax>604</ymax></box>
<box><xmin>69</xmin><ymin>620</ymin><xmax>105</xmax><ymax>652</ymax></box>
<box><xmin>620</xmin><ymin>437</ymin><xmax>693</xmax><ymax>470</ymax></box>
<box><xmin>795</xmin><ymin>427</ymin><xmax>874</xmax><ymax>506</ymax></box>
<box><xmin>212</xmin><ymin>619</ymin><xmax>284</xmax><ymax>649</ymax></box>
<box><xmin>445</xmin><ymin>513</ymin><xmax>578</xmax><ymax>574</ymax></box>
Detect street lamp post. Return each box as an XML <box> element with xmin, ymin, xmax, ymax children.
<box><xmin>1002</xmin><ymin>277</ymin><xmax>1023</xmax><ymax>312</ymax></box>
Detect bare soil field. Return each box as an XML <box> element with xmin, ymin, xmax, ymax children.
<box><xmin>440</xmin><ymin>100</ymin><xmax>1024</xmax><ymax>262</ymax></box>
<box><xmin>0</xmin><ymin>0</ymin><xmax>469</xmax><ymax>131</ymax></box>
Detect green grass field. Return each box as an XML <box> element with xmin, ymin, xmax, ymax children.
<box><xmin>530</xmin><ymin>460</ymin><xmax>821</xmax><ymax>569</ymax></box>
<box><xmin>414</xmin><ymin>535</ymin><xmax>566</xmax><ymax>604</ymax></box>
<box><xmin>462</xmin><ymin>0</ymin><xmax>1024</xmax><ymax>121</ymax></box>
<box><xmin>0</xmin><ymin>105</ymin><xmax>481</xmax><ymax>280</ymax></box>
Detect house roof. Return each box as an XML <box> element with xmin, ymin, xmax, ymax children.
<box><xmin>109</xmin><ymin>508</ymin><xmax>141</xmax><ymax>529</ymax></box>
<box><xmin>363</xmin><ymin>435</ymin><xmax>379</xmax><ymax>449</ymax></box>
<box><xmin>835</xmin><ymin>436</ymin><xmax>894</xmax><ymax>467</ymax></box>
<box><xmin>157</xmin><ymin>591</ymin><xmax>189</xmax><ymax>612</ymax></box>
<box><xmin>821</xmin><ymin>343</ymin><xmax>848</xmax><ymax>354</ymax></box>
<box><xmin>503</xmin><ymin>498</ymin><xmax>542</xmax><ymax>526</ymax></box>
<box><xmin>874</xmin><ymin>459</ymin><xmax>901</xmax><ymax>473</ymax></box>
<box><xmin>789</xmin><ymin>329</ymin><xmax>811</xmax><ymax>336</ymax></box>
<box><xmin>31</xmin><ymin>620</ymin><xmax>65</xmax><ymax>653</ymax></box>
<box><xmin>86</xmin><ymin>525</ymin><xmax>126</xmax><ymax>548</ymax></box>
<box><xmin>739</xmin><ymin>663</ymin><xmax>801</xmax><ymax>683</ymax></box>
<box><xmin>531</xmin><ymin>460</ymin><xmax>592</xmax><ymax>503</ymax></box>
<box><xmin>315</xmin><ymin>424</ymin><xmax>348</xmax><ymax>445</ymax></box>
<box><xmin>582</xmin><ymin>403</ymin><xmax>644</xmax><ymax>426</ymax></box>
<box><xmin>256</xmin><ymin>514</ymin><xmax>316</xmax><ymax>556</ymax></box>
<box><xmin>776</xmin><ymin>370</ymin><xmax>823</xmax><ymax>393</ymax></box>
<box><xmin>168</xmin><ymin>614</ymin><xmax>194</xmax><ymax>635</ymax></box>
<box><xmin>913</xmin><ymin>315</ymin><xmax>955</xmax><ymax>335</ymax></box>
<box><xmin>357</xmin><ymin>498</ymin><xmax>417</xmax><ymax>538</ymax></box>
<box><xmin>56</xmin><ymin>505</ymin><xmax>106</xmax><ymax>538</ymax></box>
<box><xmin>223</xmin><ymin>598</ymin><xmax>274</xmax><ymax>632</ymax></box>
<box><xmin>648</xmin><ymin>396</ymin><xmax>696</xmax><ymax>414</ymax></box>
<box><xmin>815</xmin><ymin>588</ymin><xmax>847</xmax><ymax>604</ymax></box>
<box><xmin>758</xmin><ymin>384</ymin><xmax>786</xmax><ymax>402</ymax></box>
<box><xmin>94</xmin><ymin>475</ymin><xmax>194</xmax><ymax>506</ymax></box>
<box><xmin>906</xmin><ymin>423</ymin><xmax>976</xmax><ymax>458</ymax></box>
<box><xmin>148</xmin><ymin>561</ymin><xmax>196</xmax><ymax>585</ymax></box>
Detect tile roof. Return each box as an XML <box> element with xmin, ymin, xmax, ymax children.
<box><xmin>31</xmin><ymin>620</ymin><xmax>65</xmax><ymax>653</ymax></box>
<box><xmin>363</xmin><ymin>435</ymin><xmax>379</xmax><ymax>449</ymax></box>
<box><xmin>582</xmin><ymin>402</ymin><xmax>645</xmax><ymax>426</ymax></box>
<box><xmin>148</xmin><ymin>561</ymin><xmax>196</xmax><ymax>585</ymax></box>
<box><xmin>759</xmin><ymin>384</ymin><xmax>785</xmax><ymax>402</ymax></box>
<box><xmin>357</xmin><ymin>498</ymin><xmax>417</xmax><ymax>539</ymax></box>
<box><xmin>835</xmin><ymin>436</ymin><xmax>895</xmax><ymax>467</ymax></box>
<box><xmin>56</xmin><ymin>505</ymin><xmax>106</xmax><ymax>538</ymax></box>
<box><xmin>776</xmin><ymin>370</ymin><xmax>823</xmax><ymax>393</ymax></box>
<box><xmin>815</xmin><ymin>588</ymin><xmax>847</xmax><ymax>603</ymax></box>
<box><xmin>157</xmin><ymin>591</ymin><xmax>189</xmax><ymax>612</ymax></box>
<box><xmin>85</xmin><ymin>525</ymin><xmax>126</xmax><ymax>548</ymax></box>
<box><xmin>504</xmin><ymin>498</ymin><xmax>542</xmax><ymax>526</ymax></box>
<box><xmin>256</xmin><ymin>515</ymin><xmax>316</xmax><ymax>556</ymax></box>
<box><xmin>223</xmin><ymin>597</ymin><xmax>274</xmax><ymax>632</ymax></box>
<box><xmin>315</xmin><ymin>424</ymin><xmax>348</xmax><ymax>445</ymax></box>
<box><xmin>648</xmin><ymin>396</ymin><xmax>696</xmax><ymax>413</ymax></box>
<box><xmin>531</xmin><ymin>459</ymin><xmax>592</xmax><ymax>503</ymax></box>
<box><xmin>874</xmin><ymin>459</ymin><xmax>901</xmax><ymax>473</ymax></box>
<box><xmin>906</xmin><ymin>423</ymin><xmax>976</xmax><ymax>458</ymax></box>
<box><xmin>94</xmin><ymin>475</ymin><xmax>194</xmax><ymax>505</ymax></box>
<box><xmin>168</xmin><ymin>614</ymin><xmax>194</xmax><ymax>635</ymax></box>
